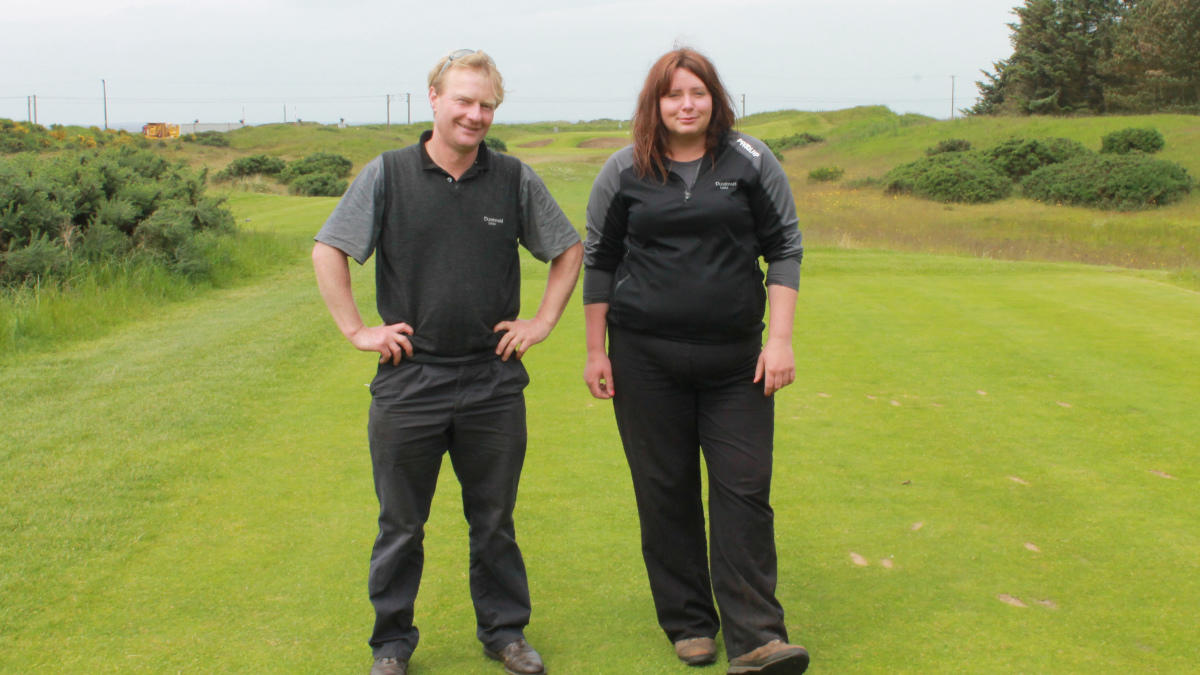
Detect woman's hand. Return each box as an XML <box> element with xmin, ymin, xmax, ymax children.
<box><xmin>584</xmin><ymin>351</ymin><xmax>615</xmax><ymax>399</ymax></box>
<box><xmin>754</xmin><ymin>337</ymin><xmax>795</xmax><ymax>396</ymax></box>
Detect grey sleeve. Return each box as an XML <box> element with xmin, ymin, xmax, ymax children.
<box><xmin>314</xmin><ymin>156</ymin><xmax>385</xmax><ymax>265</ymax></box>
<box><xmin>518</xmin><ymin>163</ymin><xmax>581</xmax><ymax>263</ymax></box>
<box><xmin>744</xmin><ymin>136</ymin><xmax>803</xmax><ymax>289</ymax></box>
<box><xmin>582</xmin><ymin>148</ymin><xmax>631</xmax><ymax>304</ymax></box>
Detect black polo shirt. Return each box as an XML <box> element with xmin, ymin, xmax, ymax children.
<box><xmin>316</xmin><ymin>130</ymin><xmax>579</xmax><ymax>363</ymax></box>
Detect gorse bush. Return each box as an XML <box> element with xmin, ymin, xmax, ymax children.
<box><xmin>808</xmin><ymin>166</ymin><xmax>845</xmax><ymax>182</ymax></box>
<box><xmin>1</xmin><ymin>118</ymin><xmax>149</xmax><ymax>154</ymax></box>
<box><xmin>884</xmin><ymin>152</ymin><xmax>1012</xmax><ymax>203</ymax></box>
<box><xmin>288</xmin><ymin>172</ymin><xmax>348</xmax><ymax>197</ymax></box>
<box><xmin>926</xmin><ymin>139</ymin><xmax>972</xmax><ymax>155</ymax></box>
<box><xmin>983</xmin><ymin>137</ymin><xmax>1091</xmax><ymax>179</ymax></box>
<box><xmin>276</xmin><ymin>152</ymin><xmax>352</xmax><ymax>197</ymax></box>
<box><xmin>1100</xmin><ymin>127</ymin><xmax>1165</xmax><ymax>155</ymax></box>
<box><xmin>0</xmin><ymin>145</ymin><xmax>234</xmax><ymax>285</ymax></box>
<box><xmin>883</xmin><ymin>130</ymin><xmax>1187</xmax><ymax>209</ymax></box>
<box><xmin>1022</xmin><ymin>154</ymin><xmax>1192</xmax><ymax>210</ymax></box>
<box><xmin>763</xmin><ymin>132</ymin><xmax>824</xmax><ymax>160</ymax></box>
<box><xmin>181</xmin><ymin>131</ymin><xmax>231</xmax><ymax>147</ymax></box>
<box><xmin>280</xmin><ymin>152</ymin><xmax>353</xmax><ymax>183</ymax></box>
<box><xmin>216</xmin><ymin>154</ymin><xmax>287</xmax><ymax>180</ymax></box>
<box><xmin>484</xmin><ymin>136</ymin><xmax>508</xmax><ymax>153</ymax></box>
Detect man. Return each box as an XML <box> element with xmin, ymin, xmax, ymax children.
<box><xmin>312</xmin><ymin>49</ymin><xmax>582</xmax><ymax>675</ymax></box>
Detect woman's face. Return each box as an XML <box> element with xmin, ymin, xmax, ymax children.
<box><xmin>659</xmin><ymin>67</ymin><xmax>712</xmax><ymax>142</ymax></box>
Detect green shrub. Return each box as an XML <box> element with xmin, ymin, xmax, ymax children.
<box><xmin>884</xmin><ymin>152</ymin><xmax>1011</xmax><ymax>203</ymax></box>
<box><xmin>808</xmin><ymin>166</ymin><xmax>845</xmax><ymax>182</ymax></box>
<box><xmin>1022</xmin><ymin>153</ymin><xmax>1191</xmax><ymax>209</ymax></box>
<box><xmin>216</xmin><ymin>154</ymin><xmax>287</xmax><ymax>180</ymax></box>
<box><xmin>484</xmin><ymin>137</ymin><xmax>508</xmax><ymax>153</ymax></box>
<box><xmin>763</xmin><ymin>132</ymin><xmax>823</xmax><ymax>160</ymax></box>
<box><xmin>0</xmin><ymin>146</ymin><xmax>235</xmax><ymax>286</ymax></box>
<box><xmin>181</xmin><ymin>131</ymin><xmax>231</xmax><ymax>147</ymax></box>
<box><xmin>1100</xmin><ymin>127</ymin><xmax>1165</xmax><ymax>155</ymax></box>
<box><xmin>0</xmin><ymin>119</ymin><xmax>48</xmax><ymax>154</ymax></box>
<box><xmin>0</xmin><ymin>234</ymin><xmax>72</xmax><ymax>284</ymax></box>
<box><xmin>926</xmin><ymin>139</ymin><xmax>972</xmax><ymax>155</ymax></box>
<box><xmin>288</xmin><ymin>172</ymin><xmax>347</xmax><ymax>197</ymax></box>
<box><xmin>280</xmin><ymin>152</ymin><xmax>353</xmax><ymax>183</ymax></box>
<box><xmin>984</xmin><ymin>137</ymin><xmax>1091</xmax><ymax>179</ymax></box>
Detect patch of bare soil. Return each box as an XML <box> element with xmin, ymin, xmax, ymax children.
<box><xmin>518</xmin><ymin>139</ymin><xmax>553</xmax><ymax>148</ymax></box>
<box><xmin>578</xmin><ymin>137</ymin><xmax>628</xmax><ymax>149</ymax></box>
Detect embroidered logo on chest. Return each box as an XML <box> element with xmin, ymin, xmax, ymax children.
<box><xmin>714</xmin><ymin>180</ymin><xmax>739</xmax><ymax>192</ymax></box>
<box><xmin>482</xmin><ymin>216</ymin><xmax>505</xmax><ymax>227</ymax></box>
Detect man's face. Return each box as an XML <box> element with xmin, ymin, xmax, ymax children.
<box><xmin>429</xmin><ymin>67</ymin><xmax>496</xmax><ymax>154</ymax></box>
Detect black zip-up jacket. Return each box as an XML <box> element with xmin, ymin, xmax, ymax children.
<box><xmin>583</xmin><ymin>132</ymin><xmax>803</xmax><ymax>344</ymax></box>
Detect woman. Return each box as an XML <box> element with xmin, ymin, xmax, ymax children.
<box><xmin>582</xmin><ymin>48</ymin><xmax>809</xmax><ymax>674</ymax></box>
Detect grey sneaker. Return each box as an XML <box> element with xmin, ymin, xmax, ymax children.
<box><xmin>370</xmin><ymin>656</ymin><xmax>408</xmax><ymax>675</ymax></box>
<box><xmin>727</xmin><ymin>639</ymin><xmax>809</xmax><ymax>674</ymax></box>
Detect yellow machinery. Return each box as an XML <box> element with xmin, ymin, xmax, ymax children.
<box><xmin>142</xmin><ymin>122</ymin><xmax>180</xmax><ymax>139</ymax></box>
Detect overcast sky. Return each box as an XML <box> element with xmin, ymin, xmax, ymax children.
<box><xmin>2</xmin><ymin>0</ymin><xmax>1020</xmax><ymax>129</ymax></box>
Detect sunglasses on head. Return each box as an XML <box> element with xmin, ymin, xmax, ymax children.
<box><xmin>437</xmin><ymin>49</ymin><xmax>477</xmax><ymax>79</ymax></box>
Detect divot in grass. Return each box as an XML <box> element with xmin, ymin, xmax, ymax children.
<box><xmin>1008</xmin><ymin>476</ymin><xmax>1031</xmax><ymax>486</ymax></box>
<box><xmin>997</xmin><ymin>594</ymin><xmax>1027</xmax><ymax>608</ymax></box>
<box><xmin>850</xmin><ymin>552</ymin><xmax>870</xmax><ymax>567</ymax></box>
<box><xmin>911</xmin><ymin>522</ymin><xmax>925</xmax><ymax>531</ymax></box>
<box><xmin>1149</xmin><ymin>470</ymin><xmax>1176</xmax><ymax>480</ymax></box>
<box><xmin>1025</xmin><ymin>542</ymin><xmax>1042</xmax><ymax>553</ymax></box>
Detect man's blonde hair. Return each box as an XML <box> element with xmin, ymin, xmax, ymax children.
<box><xmin>427</xmin><ymin>50</ymin><xmax>505</xmax><ymax>106</ymax></box>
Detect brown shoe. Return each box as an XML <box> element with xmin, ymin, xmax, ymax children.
<box><xmin>370</xmin><ymin>656</ymin><xmax>408</xmax><ymax>675</ymax></box>
<box><xmin>727</xmin><ymin>639</ymin><xmax>809</xmax><ymax>674</ymax></box>
<box><xmin>675</xmin><ymin>637</ymin><xmax>718</xmax><ymax>666</ymax></box>
<box><xmin>484</xmin><ymin>638</ymin><xmax>546</xmax><ymax>675</ymax></box>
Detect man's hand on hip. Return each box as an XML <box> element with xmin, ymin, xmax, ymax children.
<box><xmin>493</xmin><ymin>317</ymin><xmax>553</xmax><ymax>361</ymax></box>
<box><xmin>350</xmin><ymin>323</ymin><xmax>414</xmax><ymax>365</ymax></box>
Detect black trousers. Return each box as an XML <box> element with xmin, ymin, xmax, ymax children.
<box><xmin>609</xmin><ymin>328</ymin><xmax>788</xmax><ymax>657</ymax></box>
<box><xmin>365</xmin><ymin>357</ymin><xmax>532</xmax><ymax>660</ymax></box>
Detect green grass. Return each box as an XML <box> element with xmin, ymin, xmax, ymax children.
<box><xmin>2</xmin><ymin>191</ymin><xmax>1199</xmax><ymax>672</ymax></box>
<box><xmin>3</xmin><ymin>109</ymin><xmax>1200</xmax><ymax>671</ymax></box>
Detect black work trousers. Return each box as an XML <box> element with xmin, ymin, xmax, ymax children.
<box><xmin>609</xmin><ymin>327</ymin><xmax>788</xmax><ymax>658</ymax></box>
<box><xmin>365</xmin><ymin>357</ymin><xmax>532</xmax><ymax>660</ymax></box>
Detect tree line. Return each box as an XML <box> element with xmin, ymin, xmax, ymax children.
<box><xmin>969</xmin><ymin>0</ymin><xmax>1199</xmax><ymax>115</ymax></box>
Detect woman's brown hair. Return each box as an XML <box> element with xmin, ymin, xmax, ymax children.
<box><xmin>631</xmin><ymin>48</ymin><xmax>737</xmax><ymax>180</ymax></box>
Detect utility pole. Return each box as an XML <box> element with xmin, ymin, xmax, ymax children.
<box><xmin>283</xmin><ymin>104</ymin><xmax>287</xmax><ymax>123</ymax></box>
<box><xmin>386</xmin><ymin>94</ymin><xmax>391</xmax><ymax>128</ymax></box>
<box><xmin>102</xmin><ymin>79</ymin><xmax>109</xmax><ymax>130</ymax></box>
<box><xmin>406</xmin><ymin>93</ymin><xmax>411</xmax><ymax>125</ymax></box>
<box><xmin>33</xmin><ymin>95</ymin><xmax>37</xmax><ymax>125</ymax></box>
<box><xmin>950</xmin><ymin>76</ymin><xmax>956</xmax><ymax>120</ymax></box>
<box><xmin>741</xmin><ymin>94</ymin><xmax>746</xmax><ymax>118</ymax></box>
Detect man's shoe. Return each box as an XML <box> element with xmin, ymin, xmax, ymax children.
<box><xmin>484</xmin><ymin>638</ymin><xmax>546</xmax><ymax>675</ymax></box>
<box><xmin>727</xmin><ymin>639</ymin><xmax>809</xmax><ymax>674</ymax></box>
<box><xmin>675</xmin><ymin>637</ymin><xmax>718</xmax><ymax>665</ymax></box>
<box><xmin>370</xmin><ymin>656</ymin><xmax>408</xmax><ymax>675</ymax></box>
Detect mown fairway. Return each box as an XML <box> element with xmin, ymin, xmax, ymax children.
<box><xmin>3</xmin><ymin>110</ymin><xmax>1199</xmax><ymax>672</ymax></box>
